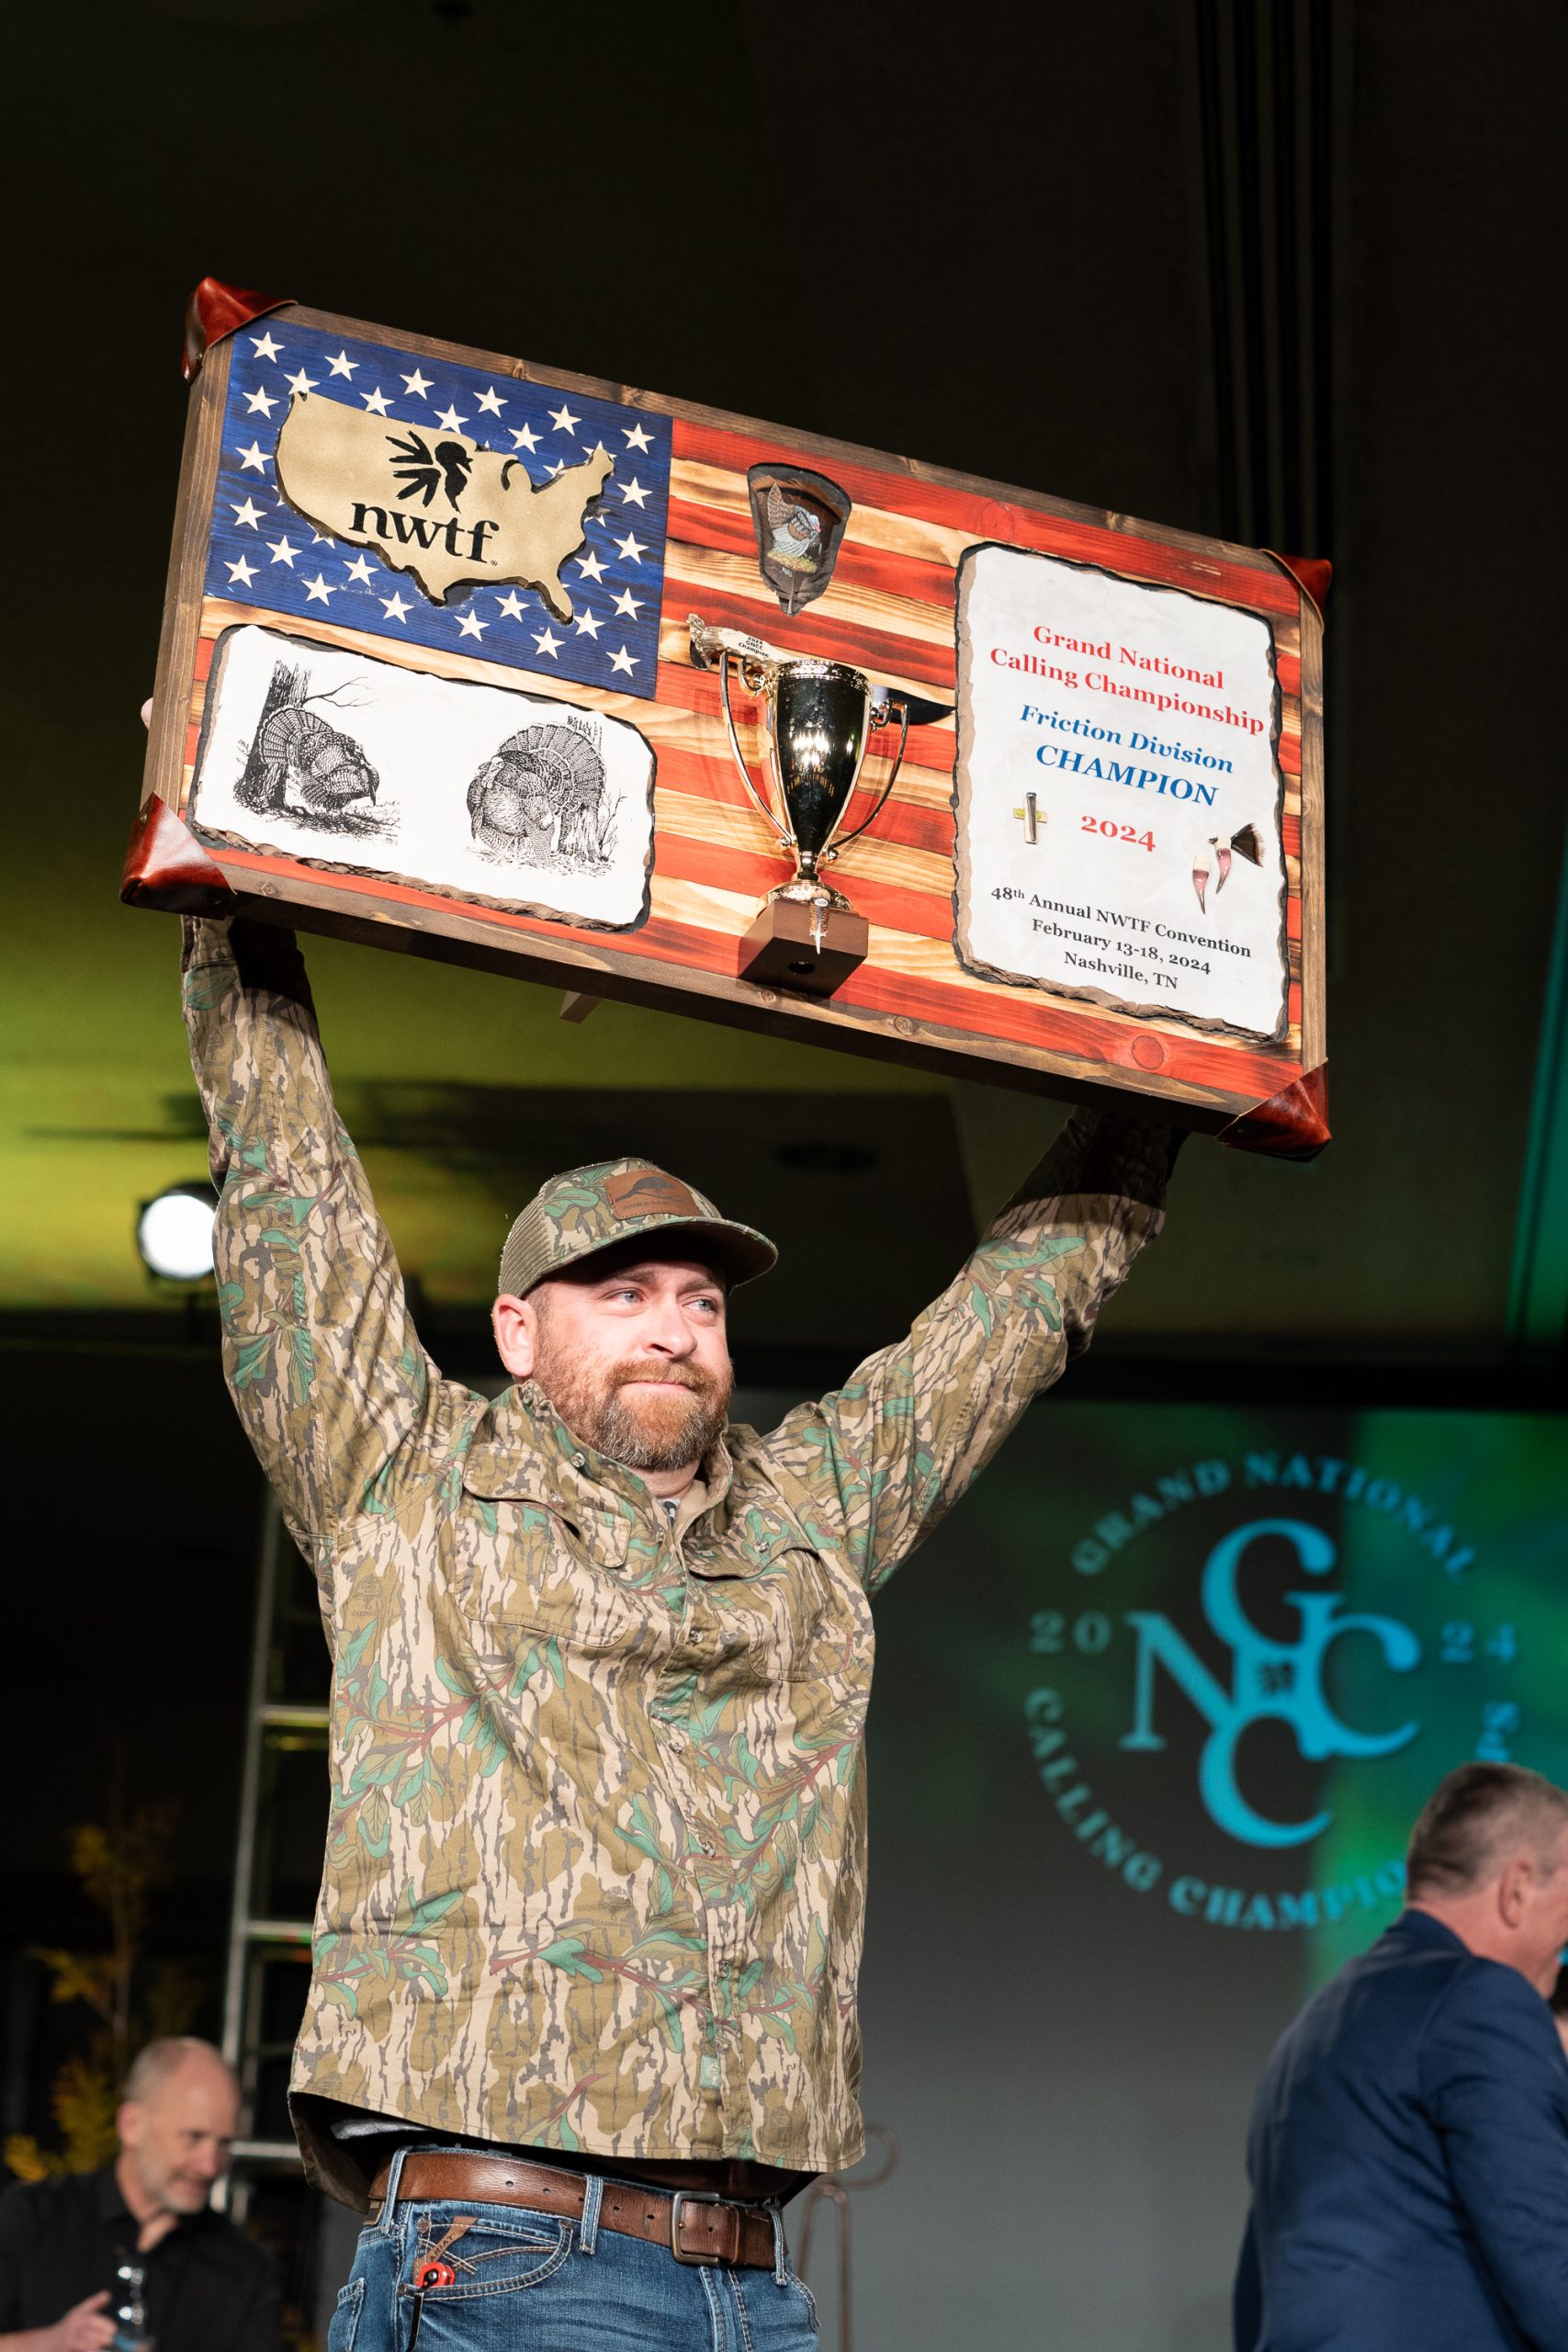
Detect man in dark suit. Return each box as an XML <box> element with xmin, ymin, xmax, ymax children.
<box><xmin>1235</xmin><ymin>1762</ymin><xmax>1568</xmax><ymax>2352</ymax></box>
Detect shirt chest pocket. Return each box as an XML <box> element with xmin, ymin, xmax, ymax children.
<box><xmin>453</xmin><ymin>1484</ymin><xmax>652</xmax><ymax>1665</ymax></box>
<box><xmin>686</xmin><ymin>1509</ymin><xmax>866</xmax><ymax>1690</ymax></box>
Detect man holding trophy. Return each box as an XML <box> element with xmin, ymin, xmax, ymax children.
<box><xmin>178</xmin><ymin>899</ymin><xmax>1179</xmax><ymax>2349</ymax></box>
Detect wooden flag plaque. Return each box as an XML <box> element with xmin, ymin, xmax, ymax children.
<box><xmin>133</xmin><ymin>283</ymin><xmax>1327</xmax><ymax>1153</ymax></box>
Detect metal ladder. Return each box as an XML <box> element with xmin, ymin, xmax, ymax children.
<box><xmin>217</xmin><ymin>1488</ymin><xmax>327</xmax><ymax>2219</ymax></box>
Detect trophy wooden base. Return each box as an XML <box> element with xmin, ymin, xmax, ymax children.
<box><xmin>737</xmin><ymin>898</ymin><xmax>869</xmax><ymax>997</ymax></box>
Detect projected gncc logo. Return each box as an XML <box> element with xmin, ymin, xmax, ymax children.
<box><xmin>1022</xmin><ymin>1451</ymin><xmax>1513</xmax><ymax>1933</ymax></box>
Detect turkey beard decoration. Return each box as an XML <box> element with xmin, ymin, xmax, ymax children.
<box><xmin>1192</xmin><ymin>821</ymin><xmax>1265</xmax><ymax>912</ymax></box>
<box><xmin>746</xmin><ymin>463</ymin><xmax>852</xmax><ymax>614</ymax></box>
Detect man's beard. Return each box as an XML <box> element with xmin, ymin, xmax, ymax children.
<box><xmin>532</xmin><ymin>1338</ymin><xmax>732</xmax><ymax>1473</ymax></box>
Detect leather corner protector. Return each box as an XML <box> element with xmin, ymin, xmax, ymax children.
<box><xmin>183</xmin><ymin>277</ymin><xmax>291</xmax><ymax>382</ymax></box>
<box><xmin>121</xmin><ymin>796</ymin><xmax>237</xmax><ymax>914</ymax></box>
<box><xmin>1217</xmin><ymin>1063</ymin><xmax>1331</xmax><ymax>1163</ymax></box>
<box><xmin>1264</xmin><ymin>551</ymin><xmax>1333</xmax><ymax>627</ymax></box>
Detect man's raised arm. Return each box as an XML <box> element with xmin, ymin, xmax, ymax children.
<box><xmin>761</xmin><ymin>1107</ymin><xmax>1179</xmax><ymax>1592</ymax></box>
<box><xmin>182</xmin><ymin>916</ymin><xmax>437</xmax><ymax>1581</ymax></box>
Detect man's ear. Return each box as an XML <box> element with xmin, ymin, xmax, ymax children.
<box><xmin>1496</xmin><ymin>1855</ymin><xmax>1533</xmax><ymax>1927</ymax></box>
<box><xmin>492</xmin><ymin>1292</ymin><xmax>539</xmax><ymax>1379</ymax></box>
<box><xmin>118</xmin><ymin>2100</ymin><xmax>143</xmax><ymax>2152</ymax></box>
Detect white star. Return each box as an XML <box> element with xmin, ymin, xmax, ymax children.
<box><xmin>435</xmin><ymin>402</ymin><xmax>468</xmax><ymax>432</ymax></box>
<box><xmin>619</xmin><ymin>477</ymin><xmax>650</xmax><ymax>509</ymax></box>
<box><xmin>615</xmin><ymin>531</ymin><xmax>647</xmax><ymax>563</ymax></box>
<box><xmin>267</xmin><ymin>536</ymin><xmax>298</xmax><ymax>567</ymax></box>
<box><xmin>509</xmin><ymin>424</ymin><xmax>540</xmax><ymax>452</ymax></box>
<box><xmin>548</xmin><ymin>402</ymin><xmax>580</xmax><ymax>434</ymax></box>
<box><xmin>476</xmin><ymin>387</ymin><xmax>507</xmax><ymax>415</ymax></box>
<box><xmin>612</xmin><ymin>586</ymin><xmax>643</xmax><ymax>617</ymax></box>
<box><xmin>286</xmin><ymin>368</ymin><xmax>319</xmax><ymax>395</ymax></box>
<box><xmin>546</xmin><ymin>459</ymin><xmax>566</xmax><ymax>478</ymax></box>
<box><xmin>574</xmin><ymin>608</ymin><xmax>603</xmax><ymax>639</ymax></box>
<box><xmin>608</xmin><ymin>646</ymin><xmax>638</xmax><ymax>677</ymax></box>
<box><xmin>576</xmin><ymin>549</ymin><xmax>605</xmax><ymax>582</ymax></box>
<box><xmin>225</xmin><ymin>555</ymin><xmax>258</xmax><ymax>588</ymax></box>
<box><xmin>244</xmin><ymin>386</ymin><xmax>278</xmax><ymax>417</ymax></box>
<box><xmin>361</xmin><ymin>387</ymin><xmax>392</xmax><ymax>415</ymax></box>
<box><xmin>400</xmin><ymin>368</ymin><xmax>433</xmax><ymax>398</ymax></box>
<box><xmin>310</xmin><ymin>532</ymin><xmax>335</xmax><ymax>547</ymax></box>
<box><xmin>327</xmin><ymin>350</ymin><xmax>358</xmax><ymax>379</ymax></box>
<box><xmin>251</xmin><ymin>331</ymin><xmax>283</xmax><ymax>361</ymax></box>
<box><xmin>304</xmin><ymin>573</ymin><xmax>335</xmax><ymax>605</ymax></box>
<box><xmin>236</xmin><ymin>439</ymin><xmax>268</xmax><ymax>472</ymax></box>
<box><xmin>496</xmin><ymin>590</ymin><xmax>529</xmax><ymax>620</ymax></box>
<box><xmin>381</xmin><ymin>592</ymin><xmax>412</xmax><ymax>623</ymax></box>
<box><xmin>622</xmin><ymin>422</ymin><xmax>653</xmax><ymax>451</ymax></box>
<box><xmin>231</xmin><ymin>498</ymin><xmax>264</xmax><ymax>528</ymax></box>
<box><xmin>456</xmin><ymin>610</ymin><xmax>488</xmax><ymax>640</ymax></box>
<box><xmin>533</xmin><ymin>626</ymin><xmax>562</xmax><ymax>658</ymax></box>
<box><xmin>344</xmin><ymin>555</ymin><xmax>376</xmax><ymax>585</ymax></box>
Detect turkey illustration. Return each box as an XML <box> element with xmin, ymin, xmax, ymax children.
<box><xmin>232</xmin><ymin>661</ymin><xmax>384</xmax><ymax>832</ymax></box>
<box><xmin>467</xmin><ymin>719</ymin><xmax>616</xmax><ymax>874</ymax></box>
<box><xmin>762</xmin><ymin>483</ymin><xmax>824</xmax><ymax>571</ymax></box>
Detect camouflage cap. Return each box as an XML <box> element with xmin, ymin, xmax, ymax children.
<box><xmin>497</xmin><ymin>1158</ymin><xmax>778</xmax><ymax>1298</ymax></box>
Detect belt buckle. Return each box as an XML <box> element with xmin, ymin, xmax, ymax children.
<box><xmin>669</xmin><ymin>2189</ymin><xmax>725</xmax><ymax>2266</ymax></box>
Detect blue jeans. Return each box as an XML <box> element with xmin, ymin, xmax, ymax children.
<box><xmin>328</xmin><ymin>2149</ymin><xmax>820</xmax><ymax>2352</ymax></box>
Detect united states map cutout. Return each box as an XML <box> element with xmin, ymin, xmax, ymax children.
<box><xmin>275</xmin><ymin>392</ymin><xmax>614</xmax><ymax>616</ymax></box>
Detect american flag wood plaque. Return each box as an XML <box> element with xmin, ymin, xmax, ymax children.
<box><xmin>135</xmin><ymin>287</ymin><xmax>1327</xmax><ymax>1149</ymax></box>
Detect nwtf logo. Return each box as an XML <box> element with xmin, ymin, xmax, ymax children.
<box><xmin>1024</xmin><ymin>1453</ymin><xmax>1506</xmax><ymax>1934</ymax></box>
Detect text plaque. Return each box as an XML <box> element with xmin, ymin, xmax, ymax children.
<box><xmin>954</xmin><ymin>547</ymin><xmax>1288</xmax><ymax>1041</ymax></box>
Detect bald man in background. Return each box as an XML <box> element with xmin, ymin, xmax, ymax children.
<box><xmin>0</xmin><ymin>2040</ymin><xmax>281</xmax><ymax>2352</ymax></box>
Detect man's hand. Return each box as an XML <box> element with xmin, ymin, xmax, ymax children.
<box><xmin>50</xmin><ymin>2293</ymin><xmax>116</xmax><ymax>2352</ymax></box>
<box><xmin>0</xmin><ymin>2290</ymin><xmax>118</xmax><ymax>2351</ymax></box>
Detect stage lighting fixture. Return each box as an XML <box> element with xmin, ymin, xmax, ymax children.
<box><xmin>136</xmin><ymin>1182</ymin><xmax>219</xmax><ymax>1283</ymax></box>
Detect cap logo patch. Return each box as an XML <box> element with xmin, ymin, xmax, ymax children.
<box><xmin>604</xmin><ymin>1169</ymin><xmax>704</xmax><ymax>1222</ymax></box>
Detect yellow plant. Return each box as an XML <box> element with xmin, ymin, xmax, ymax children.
<box><xmin>5</xmin><ymin>1785</ymin><xmax>197</xmax><ymax>2178</ymax></box>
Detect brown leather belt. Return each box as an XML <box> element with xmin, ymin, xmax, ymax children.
<box><xmin>370</xmin><ymin>2152</ymin><xmax>778</xmax><ymax>2269</ymax></box>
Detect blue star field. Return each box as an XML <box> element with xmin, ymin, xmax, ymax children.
<box><xmin>202</xmin><ymin>319</ymin><xmax>671</xmax><ymax>702</ymax></box>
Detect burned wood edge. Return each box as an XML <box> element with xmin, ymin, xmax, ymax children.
<box><xmin>183</xmin><ymin>277</ymin><xmax>292</xmax><ymax>383</ymax></box>
<box><xmin>1217</xmin><ymin>1064</ymin><xmax>1330</xmax><ymax>1161</ymax></box>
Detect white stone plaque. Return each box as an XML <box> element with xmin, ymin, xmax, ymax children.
<box><xmin>953</xmin><ymin>546</ymin><xmax>1288</xmax><ymax>1039</ymax></box>
<box><xmin>187</xmin><ymin>623</ymin><xmax>654</xmax><ymax>932</ymax></box>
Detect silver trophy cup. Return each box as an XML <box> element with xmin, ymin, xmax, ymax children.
<box><xmin>690</xmin><ymin>617</ymin><xmax>909</xmax><ymax>949</ymax></box>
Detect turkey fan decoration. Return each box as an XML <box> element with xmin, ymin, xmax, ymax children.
<box><xmin>746</xmin><ymin>463</ymin><xmax>851</xmax><ymax>614</ymax></box>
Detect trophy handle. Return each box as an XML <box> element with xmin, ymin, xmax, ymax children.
<box><xmin>827</xmin><ymin>700</ymin><xmax>909</xmax><ymax>857</ymax></box>
<box><xmin>719</xmin><ymin>651</ymin><xmax>793</xmax><ymax>849</ymax></box>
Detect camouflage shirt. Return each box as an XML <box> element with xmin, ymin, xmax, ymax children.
<box><xmin>182</xmin><ymin>917</ymin><xmax>1177</xmax><ymax>2207</ymax></box>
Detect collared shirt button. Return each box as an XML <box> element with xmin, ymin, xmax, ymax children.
<box><xmin>572</xmin><ymin>1453</ymin><xmax>586</xmax><ymax>1468</ymax></box>
<box><xmin>667</xmin><ymin>1731</ymin><xmax>685</xmax><ymax>1751</ymax></box>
